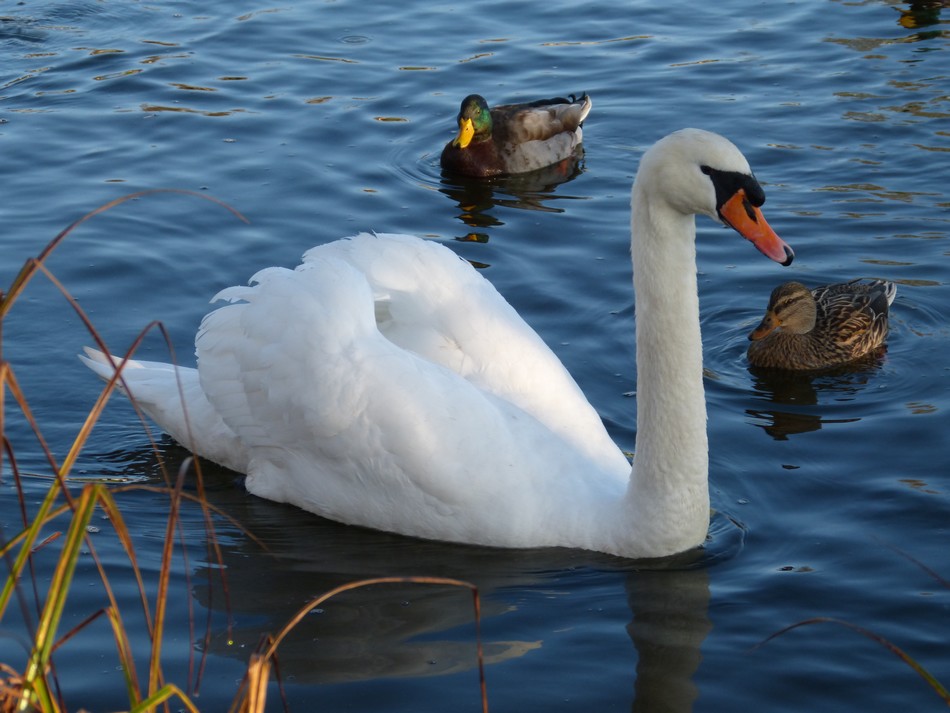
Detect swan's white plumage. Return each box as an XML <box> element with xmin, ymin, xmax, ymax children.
<box><xmin>80</xmin><ymin>349</ymin><xmax>249</xmax><ymax>472</ymax></box>
<box><xmin>81</xmin><ymin>129</ymin><xmax>791</xmax><ymax>559</ymax></box>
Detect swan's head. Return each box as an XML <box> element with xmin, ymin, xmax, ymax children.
<box><xmin>635</xmin><ymin>129</ymin><xmax>795</xmax><ymax>266</ymax></box>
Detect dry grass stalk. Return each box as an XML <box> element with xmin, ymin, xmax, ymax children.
<box><xmin>2</xmin><ymin>194</ymin><xmax>491</xmax><ymax>713</ymax></box>
<box><xmin>758</xmin><ymin>547</ymin><xmax>950</xmax><ymax>707</ymax></box>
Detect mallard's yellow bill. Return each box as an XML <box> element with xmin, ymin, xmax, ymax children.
<box><xmin>452</xmin><ymin>118</ymin><xmax>475</xmax><ymax>148</ymax></box>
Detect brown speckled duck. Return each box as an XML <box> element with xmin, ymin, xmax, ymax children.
<box><xmin>440</xmin><ymin>93</ymin><xmax>591</xmax><ymax>177</ymax></box>
<box><xmin>747</xmin><ymin>279</ymin><xmax>896</xmax><ymax>370</ymax></box>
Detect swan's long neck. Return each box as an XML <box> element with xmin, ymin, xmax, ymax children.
<box><xmin>624</xmin><ymin>183</ymin><xmax>710</xmax><ymax>554</ymax></box>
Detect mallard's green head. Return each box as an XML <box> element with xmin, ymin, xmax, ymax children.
<box><xmin>451</xmin><ymin>94</ymin><xmax>492</xmax><ymax>148</ymax></box>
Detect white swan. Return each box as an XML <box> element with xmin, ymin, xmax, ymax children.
<box><xmin>81</xmin><ymin>129</ymin><xmax>793</xmax><ymax>559</ymax></box>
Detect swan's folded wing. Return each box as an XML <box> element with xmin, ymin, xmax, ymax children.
<box><xmin>303</xmin><ymin>233</ymin><xmax>627</xmax><ymax>476</ymax></box>
<box><xmin>194</xmin><ymin>257</ymin><xmax>624</xmax><ymax>543</ymax></box>
<box><xmin>198</xmin><ymin>264</ymin><xmax>371</xmax><ymax>451</ymax></box>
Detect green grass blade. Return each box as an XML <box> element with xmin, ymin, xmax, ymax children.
<box><xmin>18</xmin><ymin>485</ymin><xmax>99</xmax><ymax>711</ymax></box>
<box><xmin>105</xmin><ymin>605</ymin><xmax>143</xmax><ymax>708</ymax></box>
<box><xmin>147</xmin><ymin>459</ymin><xmax>189</xmax><ymax>697</ymax></box>
<box><xmin>128</xmin><ymin>683</ymin><xmax>201</xmax><ymax>713</ymax></box>
<box><xmin>96</xmin><ymin>489</ymin><xmax>154</xmax><ymax>637</ymax></box>
<box><xmin>0</xmin><ymin>480</ymin><xmax>65</xmax><ymax>622</ymax></box>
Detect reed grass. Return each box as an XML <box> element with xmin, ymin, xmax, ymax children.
<box><xmin>0</xmin><ymin>194</ymin><xmax>489</xmax><ymax>713</ymax></box>
<box><xmin>757</xmin><ymin>548</ymin><xmax>950</xmax><ymax>707</ymax></box>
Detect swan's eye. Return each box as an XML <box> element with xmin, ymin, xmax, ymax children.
<box><xmin>743</xmin><ymin>176</ymin><xmax>766</xmax><ymax>207</ymax></box>
<box><xmin>702</xmin><ymin>166</ymin><xmax>767</xmax><ymax>216</ymax></box>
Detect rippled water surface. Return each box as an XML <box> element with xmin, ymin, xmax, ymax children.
<box><xmin>2</xmin><ymin>1</ymin><xmax>948</xmax><ymax>711</ymax></box>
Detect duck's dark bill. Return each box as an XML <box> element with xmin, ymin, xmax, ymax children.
<box><xmin>748</xmin><ymin>313</ymin><xmax>780</xmax><ymax>341</ymax></box>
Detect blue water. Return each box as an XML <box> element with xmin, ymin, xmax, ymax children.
<box><xmin>2</xmin><ymin>0</ymin><xmax>948</xmax><ymax>710</ymax></box>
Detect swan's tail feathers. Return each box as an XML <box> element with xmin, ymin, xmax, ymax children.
<box><xmin>79</xmin><ymin>347</ymin><xmax>160</xmax><ymax>394</ymax></box>
<box><xmin>78</xmin><ymin>347</ymin><xmax>249</xmax><ymax>472</ymax></box>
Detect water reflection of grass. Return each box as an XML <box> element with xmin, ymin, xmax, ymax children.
<box><xmin>0</xmin><ymin>195</ymin><xmax>489</xmax><ymax>712</ymax></box>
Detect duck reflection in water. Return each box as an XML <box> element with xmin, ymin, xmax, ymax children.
<box><xmin>746</xmin><ymin>357</ymin><xmax>887</xmax><ymax>441</ymax></box>
<box><xmin>438</xmin><ymin>150</ymin><xmax>586</xmax><ymax>236</ymax></box>
<box><xmin>896</xmin><ymin>0</ymin><xmax>949</xmax><ymax>32</ymax></box>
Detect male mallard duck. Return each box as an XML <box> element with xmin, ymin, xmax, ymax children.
<box><xmin>747</xmin><ymin>279</ymin><xmax>896</xmax><ymax>370</ymax></box>
<box><xmin>439</xmin><ymin>93</ymin><xmax>591</xmax><ymax>177</ymax></box>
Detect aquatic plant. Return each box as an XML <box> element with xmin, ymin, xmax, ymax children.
<box><xmin>0</xmin><ymin>194</ymin><xmax>489</xmax><ymax>712</ymax></box>
<box><xmin>757</xmin><ymin>548</ymin><xmax>950</xmax><ymax>707</ymax></box>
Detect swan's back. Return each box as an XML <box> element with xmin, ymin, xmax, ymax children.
<box><xmin>302</xmin><ymin>234</ymin><xmax>626</xmax><ymax>474</ymax></box>
<box><xmin>193</xmin><ymin>233</ymin><xmax>629</xmax><ymax>545</ymax></box>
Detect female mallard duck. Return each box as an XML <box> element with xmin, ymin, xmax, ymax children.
<box><xmin>81</xmin><ymin>129</ymin><xmax>793</xmax><ymax>559</ymax></box>
<box><xmin>439</xmin><ymin>93</ymin><xmax>591</xmax><ymax>177</ymax></box>
<box><xmin>747</xmin><ymin>279</ymin><xmax>896</xmax><ymax>370</ymax></box>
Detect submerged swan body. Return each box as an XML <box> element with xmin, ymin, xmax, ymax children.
<box><xmin>82</xmin><ymin>129</ymin><xmax>793</xmax><ymax>559</ymax></box>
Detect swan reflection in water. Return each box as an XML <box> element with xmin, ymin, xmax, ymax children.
<box><xmin>155</xmin><ymin>451</ymin><xmax>725</xmax><ymax>709</ymax></box>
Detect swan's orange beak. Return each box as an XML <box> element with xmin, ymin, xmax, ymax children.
<box><xmin>720</xmin><ymin>190</ymin><xmax>794</xmax><ymax>266</ymax></box>
<box><xmin>748</xmin><ymin>311</ymin><xmax>781</xmax><ymax>341</ymax></box>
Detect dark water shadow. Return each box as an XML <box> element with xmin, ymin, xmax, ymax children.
<box><xmin>386</xmin><ymin>133</ymin><xmax>589</xmax><ymax>240</ymax></box>
<box><xmin>90</xmin><ymin>439</ymin><xmax>722</xmax><ymax>709</ymax></box>
<box><xmin>745</xmin><ymin>351</ymin><xmax>887</xmax><ymax>440</ymax></box>
<box><xmin>437</xmin><ymin>150</ymin><xmax>588</xmax><ymax>237</ymax></box>
<box><xmin>194</xmin><ymin>497</ymin><xmax>715</xmax><ymax>711</ymax></box>
<box><xmin>627</xmin><ymin>569</ymin><xmax>711</xmax><ymax>713</ymax></box>
<box><xmin>895</xmin><ymin>0</ymin><xmax>949</xmax><ymax>39</ymax></box>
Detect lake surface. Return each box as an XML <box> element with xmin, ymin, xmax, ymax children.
<box><xmin>1</xmin><ymin>0</ymin><xmax>948</xmax><ymax>710</ymax></box>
